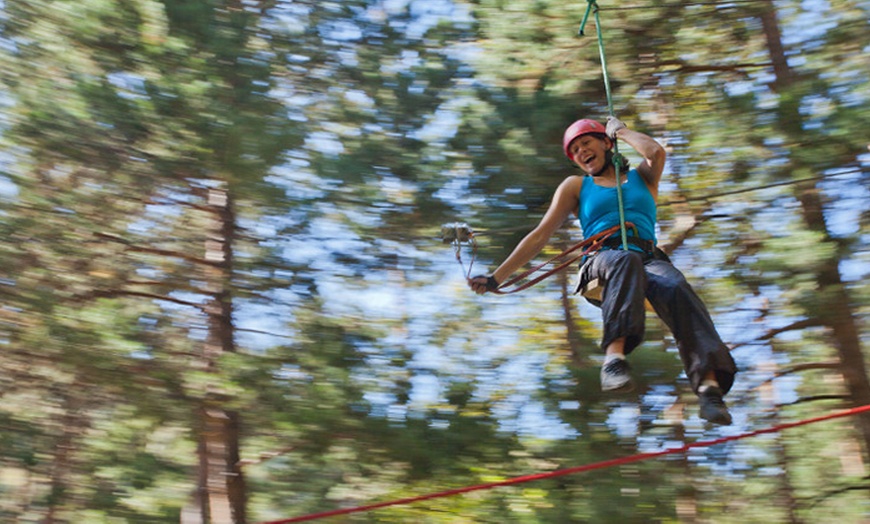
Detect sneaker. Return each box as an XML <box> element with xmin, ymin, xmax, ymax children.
<box><xmin>699</xmin><ymin>387</ymin><xmax>732</xmax><ymax>425</ymax></box>
<box><xmin>600</xmin><ymin>358</ymin><xmax>633</xmax><ymax>392</ymax></box>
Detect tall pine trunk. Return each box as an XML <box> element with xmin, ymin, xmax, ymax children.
<box><xmin>189</xmin><ymin>185</ymin><xmax>247</xmax><ymax>523</ymax></box>
<box><xmin>759</xmin><ymin>1</ymin><xmax>870</xmax><ymax>457</ymax></box>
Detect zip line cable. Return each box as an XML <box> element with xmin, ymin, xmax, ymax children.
<box><xmin>444</xmin><ymin>169</ymin><xmax>861</xmax><ymax>288</ymax></box>
<box><xmin>261</xmin><ymin>404</ymin><xmax>870</xmax><ymax>523</ymax></box>
<box><xmin>658</xmin><ymin>169</ymin><xmax>865</xmax><ymax>205</ymax></box>
<box><xmin>447</xmin><ymin>169</ymin><xmax>860</xmax><ymax>240</ymax></box>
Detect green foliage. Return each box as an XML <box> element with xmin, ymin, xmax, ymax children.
<box><xmin>0</xmin><ymin>0</ymin><xmax>868</xmax><ymax>522</ymax></box>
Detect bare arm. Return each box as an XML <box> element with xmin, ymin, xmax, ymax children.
<box><xmin>613</xmin><ymin>126</ymin><xmax>666</xmax><ymax>199</ymax></box>
<box><xmin>469</xmin><ymin>176</ymin><xmax>583</xmax><ymax>294</ymax></box>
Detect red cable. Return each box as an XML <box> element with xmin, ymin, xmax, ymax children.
<box><xmin>261</xmin><ymin>404</ymin><xmax>870</xmax><ymax>523</ymax></box>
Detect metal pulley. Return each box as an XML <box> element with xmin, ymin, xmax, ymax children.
<box><xmin>441</xmin><ymin>222</ymin><xmax>477</xmax><ymax>279</ymax></box>
<box><xmin>440</xmin><ymin>222</ymin><xmax>474</xmax><ymax>244</ymax></box>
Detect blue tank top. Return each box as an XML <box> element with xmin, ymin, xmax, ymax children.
<box><xmin>578</xmin><ymin>169</ymin><xmax>657</xmax><ymax>249</ymax></box>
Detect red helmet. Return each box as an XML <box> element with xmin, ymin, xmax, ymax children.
<box><xmin>562</xmin><ymin>119</ymin><xmax>607</xmax><ymax>159</ymax></box>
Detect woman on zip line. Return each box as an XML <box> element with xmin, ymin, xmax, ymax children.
<box><xmin>469</xmin><ymin>116</ymin><xmax>737</xmax><ymax>425</ymax></box>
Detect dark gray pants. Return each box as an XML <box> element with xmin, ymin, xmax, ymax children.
<box><xmin>578</xmin><ymin>249</ymin><xmax>736</xmax><ymax>394</ymax></box>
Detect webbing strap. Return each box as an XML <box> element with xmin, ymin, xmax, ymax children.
<box><xmin>493</xmin><ymin>223</ymin><xmax>632</xmax><ymax>294</ymax></box>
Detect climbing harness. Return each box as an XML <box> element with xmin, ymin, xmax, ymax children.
<box><xmin>493</xmin><ymin>223</ymin><xmax>629</xmax><ymax>294</ymax></box>
<box><xmin>579</xmin><ymin>0</ymin><xmax>630</xmax><ymax>251</ymax></box>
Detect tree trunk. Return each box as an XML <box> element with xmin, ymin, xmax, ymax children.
<box><xmin>759</xmin><ymin>0</ymin><xmax>870</xmax><ymax>457</ymax></box>
<box><xmin>190</xmin><ymin>185</ymin><xmax>247</xmax><ymax>523</ymax></box>
<box><xmin>667</xmin><ymin>402</ymin><xmax>699</xmax><ymax>523</ymax></box>
<box><xmin>760</xmin><ymin>359</ymin><xmax>801</xmax><ymax>523</ymax></box>
<box><xmin>46</xmin><ymin>393</ymin><xmax>85</xmax><ymax>523</ymax></box>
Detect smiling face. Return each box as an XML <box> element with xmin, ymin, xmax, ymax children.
<box><xmin>568</xmin><ymin>134</ymin><xmax>612</xmax><ymax>175</ymax></box>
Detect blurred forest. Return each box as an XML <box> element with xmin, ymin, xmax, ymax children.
<box><xmin>0</xmin><ymin>0</ymin><xmax>868</xmax><ymax>522</ymax></box>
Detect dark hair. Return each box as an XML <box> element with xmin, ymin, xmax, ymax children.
<box><xmin>606</xmin><ymin>150</ymin><xmax>631</xmax><ymax>171</ymax></box>
<box><xmin>588</xmin><ymin>133</ymin><xmax>631</xmax><ymax>171</ymax></box>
